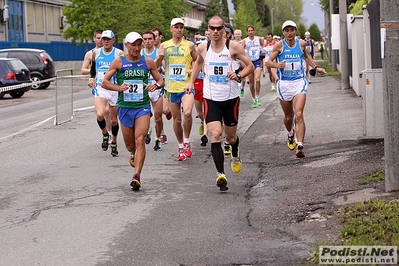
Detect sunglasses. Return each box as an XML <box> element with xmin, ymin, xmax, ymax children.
<box><xmin>208</xmin><ymin>25</ymin><xmax>224</xmax><ymax>31</ymax></box>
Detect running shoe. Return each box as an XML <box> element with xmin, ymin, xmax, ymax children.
<box><xmin>177</xmin><ymin>147</ymin><xmax>186</xmax><ymax>161</ymax></box>
<box><xmin>255</xmin><ymin>97</ymin><xmax>261</xmax><ymax>107</ymax></box>
<box><xmin>198</xmin><ymin>123</ymin><xmax>204</xmax><ymax>135</ymax></box>
<box><xmin>240</xmin><ymin>87</ymin><xmax>244</xmax><ymax>97</ymax></box>
<box><xmin>216</xmin><ymin>173</ymin><xmax>228</xmax><ymax>191</ymax></box>
<box><xmin>153</xmin><ymin>138</ymin><xmax>162</xmax><ymax>151</ymax></box>
<box><xmin>271</xmin><ymin>83</ymin><xmax>276</xmax><ymax>91</ymax></box>
<box><xmin>183</xmin><ymin>142</ymin><xmax>192</xmax><ymax>157</ymax></box>
<box><xmin>296</xmin><ymin>145</ymin><xmax>305</xmax><ymax>158</ymax></box>
<box><xmin>251</xmin><ymin>100</ymin><xmax>257</xmax><ymax>108</ymax></box>
<box><xmin>102</xmin><ymin>133</ymin><xmax>109</xmax><ymax>151</ymax></box>
<box><xmin>231</xmin><ymin>151</ymin><xmax>242</xmax><ymax>173</ymax></box>
<box><xmin>166</xmin><ymin>111</ymin><xmax>172</xmax><ymax>120</ymax></box>
<box><xmin>287</xmin><ymin>133</ymin><xmax>297</xmax><ymax>150</ymax></box>
<box><xmin>200</xmin><ymin>135</ymin><xmax>208</xmax><ymax>147</ymax></box>
<box><xmin>130</xmin><ymin>173</ymin><xmax>141</xmax><ymax>191</ymax></box>
<box><xmin>160</xmin><ymin>134</ymin><xmax>168</xmax><ymax>144</ymax></box>
<box><xmin>308</xmin><ymin>78</ymin><xmax>312</xmax><ymax>84</ymax></box>
<box><xmin>110</xmin><ymin>143</ymin><xmax>119</xmax><ymax>157</ymax></box>
<box><xmin>129</xmin><ymin>152</ymin><xmax>135</xmax><ymax>168</ymax></box>
<box><xmin>145</xmin><ymin>127</ymin><xmax>152</xmax><ymax>144</ymax></box>
<box><xmin>224</xmin><ymin>144</ymin><xmax>231</xmax><ymax>156</ymax></box>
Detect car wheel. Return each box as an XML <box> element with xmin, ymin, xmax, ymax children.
<box><xmin>41</xmin><ymin>82</ymin><xmax>51</xmax><ymax>89</ymax></box>
<box><xmin>31</xmin><ymin>75</ymin><xmax>43</xmax><ymax>90</ymax></box>
<box><xmin>9</xmin><ymin>91</ymin><xmax>25</xmax><ymax>98</ymax></box>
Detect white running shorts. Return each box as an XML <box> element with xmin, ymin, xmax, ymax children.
<box><xmin>94</xmin><ymin>86</ymin><xmax>118</xmax><ymax>106</ymax></box>
<box><xmin>277</xmin><ymin>78</ymin><xmax>308</xmax><ymax>101</ymax></box>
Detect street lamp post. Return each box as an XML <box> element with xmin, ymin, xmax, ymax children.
<box><xmin>271</xmin><ymin>7</ymin><xmax>274</xmax><ymax>33</ymax></box>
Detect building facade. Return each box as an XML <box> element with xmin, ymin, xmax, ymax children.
<box><xmin>0</xmin><ymin>0</ymin><xmax>206</xmax><ymax>43</ymax></box>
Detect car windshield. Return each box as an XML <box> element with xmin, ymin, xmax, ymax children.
<box><xmin>7</xmin><ymin>60</ymin><xmax>28</xmax><ymax>72</ymax></box>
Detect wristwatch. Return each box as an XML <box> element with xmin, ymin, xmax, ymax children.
<box><xmin>236</xmin><ymin>73</ymin><xmax>242</xmax><ymax>83</ymax></box>
<box><xmin>155</xmin><ymin>82</ymin><xmax>163</xmax><ymax>89</ymax></box>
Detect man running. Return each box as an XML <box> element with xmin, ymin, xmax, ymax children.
<box><xmin>304</xmin><ymin>31</ymin><xmax>316</xmax><ymax>83</ymax></box>
<box><xmin>152</xmin><ymin>27</ymin><xmax>172</xmax><ymax>145</ymax></box>
<box><xmin>141</xmin><ymin>30</ymin><xmax>166</xmax><ymax>151</ymax></box>
<box><xmin>263</xmin><ymin>32</ymin><xmax>278</xmax><ymax>91</ymax></box>
<box><xmin>102</xmin><ymin>32</ymin><xmax>164</xmax><ymax>191</ymax></box>
<box><xmin>155</xmin><ymin>18</ymin><xmax>198</xmax><ymax>161</ymax></box>
<box><xmin>184</xmin><ymin>15</ymin><xmax>254</xmax><ymax>191</ymax></box>
<box><xmin>267</xmin><ymin>21</ymin><xmax>326</xmax><ymax>158</ymax></box>
<box><xmin>242</xmin><ymin>25</ymin><xmax>264</xmax><ymax>108</ymax></box>
<box><xmin>88</xmin><ymin>30</ymin><xmax>123</xmax><ymax>157</ymax></box>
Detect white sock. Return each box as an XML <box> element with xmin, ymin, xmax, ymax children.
<box><xmin>184</xmin><ymin>138</ymin><xmax>190</xmax><ymax>143</ymax></box>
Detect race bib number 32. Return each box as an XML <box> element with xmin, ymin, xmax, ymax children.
<box><xmin>123</xmin><ymin>80</ymin><xmax>144</xmax><ymax>102</ymax></box>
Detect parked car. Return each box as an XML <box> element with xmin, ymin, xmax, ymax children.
<box><xmin>0</xmin><ymin>48</ymin><xmax>55</xmax><ymax>90</ymax></box>
<box><xmin>0</xmin><ymin>58</ymin><xmax>32</xmax><ymax>99</ymax></box>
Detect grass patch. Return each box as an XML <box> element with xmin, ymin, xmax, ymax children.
<box><xmin>305</xmin><ymin>199</ymin><xmax>399</xmax><ymax>265</ymax></box>
<box><xmin>317</xmin><ymin>59</ymin><xmax>341</xmax><ymax>77</ymax></box>
<box><xmin>340</xmin><ymin>198</ymin><xmax>399</xmax><ymax>246</ymax></box>
<box><xmin>358</xmin><ymin>168</ymin><xmax>385</xmax><ymax>185</ymax></box>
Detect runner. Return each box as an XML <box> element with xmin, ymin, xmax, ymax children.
<box><xmin>184</xmin><ymin>15</ymin><xmax>254</xmax><ymax>190</ymax></box>
<box><xmin>102</xmin><ymin>32</ymin><xmax>164</xmax><ymax>190</ymax></box>
<box><xmin>141</xmin><ymin>30</ymin><xmax>166</xmax><ymax>151</ymax></box>
<box><xmin>88</xmin><ymin>30</ymin><xmax>123</xmax><ymax>157</ymax></box>
<box><xmin>242</xmin><ymin>25</ymin><xmax>264</xmax><ymax>108</ymax></box>
<box><xmin>267</xmin><ymin>21</ymin><xmax>326</xmax><ymax>158</ymax></box>
<box><xmin>263</xmin><ymin>32</ymin><xmax>278</xmax><ymax>91</ymax></box>
<box><xmin>155</xmin><ymin>18</ymin><xmax>198</xmax><ymax>161</ymax></box>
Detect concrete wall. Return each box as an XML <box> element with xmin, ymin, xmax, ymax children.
<box><xmin>53</xmin><ymin>61</ymin><xmax>84</xmax><ymax>73</ymax></box>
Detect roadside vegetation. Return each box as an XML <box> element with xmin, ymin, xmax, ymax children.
<box><xmin>306</xmin><ymin>168</ymin><xmax>399</xmax><ymax>265</ymax></box>
<box><xmin>315</xmin><ymin>55</ymin><xmax>341</xmax><ymax>77</ymax></box>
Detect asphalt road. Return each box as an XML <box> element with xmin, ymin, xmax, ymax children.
<box><xmin>0</xmin><ymin>74</ymin><xmax>390</xmax><ymax>266</ymax></box>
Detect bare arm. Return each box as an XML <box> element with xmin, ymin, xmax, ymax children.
<box><xmin>81</xmin><ymin>50</ymin><xmax>92</xmax><ymax>75</ymax></box>
<box><xmin>154</xmin><ymin>43</ymin><xmax>165</xmax><ymax>68</ymax></box>
<box><xmin>183</xmin><ymin>43</ymin><xmax>205</xmax><ymax>93</ymax></box>
<box><xmin>267</xmin><ymin>42</ymin><xmax>285</xmax><ymax>69</ymax></box>
<box><xmin>232</xmin><ymin>41</ymin><xmax>254</xmax><ymax>80</ymax></box>
<box><xmin>301</xmin><ymin>40</ymin><xmax>326</xmax><ymax>74</ymax></box>
<box><xmin>145</xmin><ymin>57</ymin><xmax>165</xmax><ymax>92</ymax></box>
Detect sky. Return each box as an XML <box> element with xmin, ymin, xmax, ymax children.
<box><xmin>227</xmin><ymin>0</ymin><xmax>326</xmax><ymax>32</ymax></box>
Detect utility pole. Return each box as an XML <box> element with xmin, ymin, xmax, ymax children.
<box><xmin>329</xmin><ymin>0</ymin><xmax>337</xmax><ymax>71</ymax></box>
<box><xmin>339</xmin><ymin>0</ymin><xmax>350</xmax><ymax>89</ymax></box>
<box><xmin>381</xmin><ymin>1</ymin><xmax>399</xmax><ymax>192</ymax></box>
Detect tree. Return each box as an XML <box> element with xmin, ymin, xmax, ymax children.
<box><xmin>349</xmin><ymin>0</ymin><xmax>370</xmax><ymax>15</ymax></box>
<box><xmin>297</xmin><ymin>22</ymin><xmax>307</xmax><ymax>39</ymax></box>
<box><xmin>221</xmin><ymin>0</ymin><xmax>230</xmax><ymax>23</ymax></box>
<box><xmin>308</xmin><ymin>23</ymin><xmax>321</xmax><ymax>41</ymax></box>
<box><xmin>264</xmin><ymin>0</ymin><xmax>303</xmax><ymax>27</ymax></box>
<box><xmin>200</xmin><ymin>0</ymin><xmax>225</xmax><ymax>32</ymax></box>
<box><xmin>62</xmin><ymin>0</ymin><xmax>190</xmax><ymax>49</ymax></box>
<box><xmin>232</xmin><ymin>0</ymin><xmax>262</xmax><ymax>35</ymax></box>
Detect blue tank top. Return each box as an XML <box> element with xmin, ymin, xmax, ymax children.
<box><xmin>276</xmin><ymin>38</ymin><xmax>305</xmax><ymax>81</ymax></box>
<box><xmin>95</xmin><ymin>47</ymin><xmax>118</xmax><ymax>88</ymax></box>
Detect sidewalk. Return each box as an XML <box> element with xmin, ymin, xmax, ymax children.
<box><xmin>241</xmin><ymin>74</ymin><xmax>393</xmax><ymax>264</ymax></box>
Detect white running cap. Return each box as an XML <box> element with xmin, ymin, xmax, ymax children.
<box><xmin>282</xmin><ymin>20</ymin><xmax>297</xmax><ymax>30</ymax></box>
<box><xmin>171</xmin><ymin>18</ymin><xmax>184</xmax><ymax>26</ymax></box>
<box><xmin>101</xmin><ymin>30</ymin><xmax>115</xmax><ymax>39</ymax></box>
<box><xmin>125</xmin><ymin>32</ymin><xmax>143</xmax><ymax>43</ymax></box>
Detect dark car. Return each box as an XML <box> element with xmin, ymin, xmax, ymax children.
<box><xmin>0</xmin><ymin>48</ymin><xmax>55</xmax><ymax>90</ymax></box>
<box><xmin>0</xmin><ymin>58</ymin><xmax>31</xmax><ymax>99</ymax></box>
